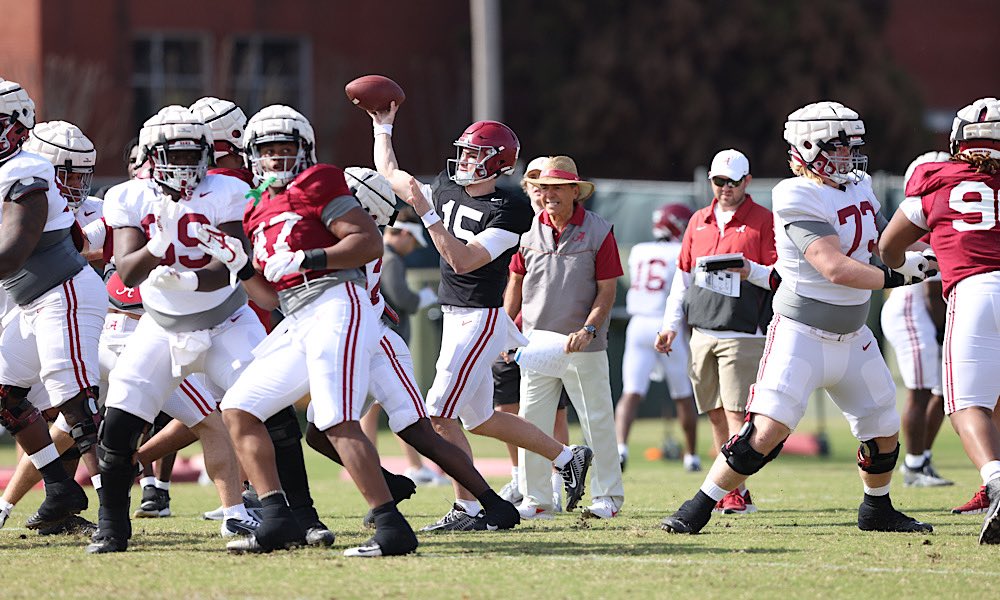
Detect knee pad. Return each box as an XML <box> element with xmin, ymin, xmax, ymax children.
<box><xmin>97</xmin><ymin>408</ymin><xmax>148</xmax><ymax>474</ymax></box>
<box><xmin>61</xmin><ymin>444</ymin><xmax>83</xmax><ymax>462</ymax></box>
<box><xmin>60</xmin><ymin>387</ymin><xmax>102</xmax><ymax>454</ymax></box>
<box><xmin>151</xmin><ymin>411</ymin><xmax>172</xmax><ymax>435</ymax></box>
<box><xmin>857</xmin><ymin>440</ymin><xmax>899</xmax><ymax>474</ymax></box>
<box><xmin>0</xmin><ymin>385</ymin><xmax>38</xmax><ymax>434</ymax></box>
<box><xmin>266</xmin><ymin>407</ymin><xmax>302</xmax><ymax>448</ymax></box>
<box><xmin>721</xmin><ymin>420</ymin><xmax>785</xmax><ymax>476</ymax></box>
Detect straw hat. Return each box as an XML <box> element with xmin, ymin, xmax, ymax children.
<box><xmin>524</xmin><ymin>155</ymin><xmax>595</xmax><ymax>201</ymax></box>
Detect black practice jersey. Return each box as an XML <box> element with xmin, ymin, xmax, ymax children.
<box><xmin>429</xmin><ymin>171</ymin><xmax>533</xmax><ymax>308</ymax></box>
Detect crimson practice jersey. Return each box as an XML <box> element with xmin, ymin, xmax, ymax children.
<box><xmin>243</xmin><ymin>164</ymin><xmax>362</xmax><ymax>292</ymax></box>
<box><xmin>422</xmin><ymin>172</ymin><xmax>532</xmax><ymax>308</ymax></box>
<box><xmin>902</xmin><ymin>161</ymin><xmax>1000</xmax><ymax>297</ymax></box>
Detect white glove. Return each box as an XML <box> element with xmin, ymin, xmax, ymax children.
<box><xmin>263</xmin><ymin>250</ymin><xmax>305</xmax><ymax>282</ymax></box>
<box><xmin>417</xmin><ymin>287</ymin><xmax>438</xmax><ymax>310</ymax></box>
<box><xmin>146</xmin><ymin>199</ymin><xmax>184</xmax><ymax>258</ymax></box>
<box><xmin>894</xmin><ymin>249</ymin><xmax>939</xmax><ymax>283</ymax></box>
<box><xmin>146</xmin><ymin>265</ymin><xmax>198</xmax><ymax>291</ymax></box>
<box><xmin>191</xmin><ymin>223</ymin><xmax>248</xmax><ymax>272</ymax></box>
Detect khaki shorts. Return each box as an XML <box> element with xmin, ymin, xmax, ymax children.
<box><xmin>688</xmin><ymin>329</ymin><xmax>765</xmax><ymax>414</ymax></box>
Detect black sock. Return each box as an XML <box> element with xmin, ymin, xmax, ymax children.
<box><xmin>39</xmin><ymin>460</ymin><xmax>70</xmax><ymax>485</ymax></box>
<box><xmin>692</xmin><ymin>490</ymin><xmax>718</xmax><ymax>512</ymax></box>
<box><xmin>273</xmin><ymin>442</ymin><xmax>318</xmax><ymax>523</ymax></box>
<box><xmin>371</xmin><ymin>501</ymin><xmax>404</xmax><ymax>529</ymax></box>
<box><xmin>863</xmin><ymin>493</ymin><xmax>892</xmax><ymax>508</ymax></box>
<box><xmin>476</xmin><ymin>489</ymin><xmax>504</xmax><ymax>510</ymax></box>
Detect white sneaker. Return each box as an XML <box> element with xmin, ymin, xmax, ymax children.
<box><xmin>404</xmin><ymin>466</ymin><xmax>450</xmax><ymax>486</ymax></box>
<box><xmin>0</xmin><ymin>503</ymin><xmax>11</xmax><ymax>529</ymax></box>
<box><xmin>202</xmin><ymin>505</ymin><xmax>225</xmax><ymax>521</ymax></box>
<box><xmin>683</xmin><ymin>455</ymin><xmax>702</xmax><ymax>472</ymax></box>
<box><xmin>516</xmin><ymin>502</ymin><xmax>555</xmax><ymax>520</ymax></box>
<box><xmin>499</xmin><ymin>477</ymin><xmax>523</xmax><ymax>504</ymax></box>
<box><xmin>581</xmin><ymin>497</ymin><xmax>621</xmax><ymax>519</ymax></box>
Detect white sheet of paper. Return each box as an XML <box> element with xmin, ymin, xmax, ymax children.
<box><xmin>694</xmin><ymin>269</ymin><xmax>740</xmax><ymax>297</ymax></box>
<box><xmin>514</xmin><ymin>329</ymin><xmax>571</xmax><ymax>377</ymax></box>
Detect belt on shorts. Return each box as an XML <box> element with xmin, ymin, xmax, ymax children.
<box><xmin>778</xmin><ymin>314</ymin><xmax>861</xmax><ymax>342</ymax></box>
<box><xmin>108</xmin><ymin>308</ymin><xmax>142</xmax><ymax>321</ymax></box>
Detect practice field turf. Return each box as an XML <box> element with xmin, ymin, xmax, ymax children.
<box><xmin>0</xmin><ymin>412</ymin><xmax>995</xmax><ymax>600</ymax></box>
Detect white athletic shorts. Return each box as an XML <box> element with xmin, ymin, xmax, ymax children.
<box><xmin>222</xmin><ymin>282</ymin><xmax>374</xmax><ymax>431</ymax></box>
<box><xmin>942</xmin><ymin>272</ymin><xmax>1000</xmax><ymax>415</ymax></box>
<box><xmin>621</xmin><ymin>314</ymin><xmax>692</xmax><ymax>398</ymax></box>
<box><xmin>425</xmin><ymin>305</ymin><xmax>508</xmax><ymax>430</ymax></box>
<box><xmin>747</xmin><ymin>314</ymin><xmax>899</xmax><ymax>440</ymax></box>
<box><xmin>105</xmin><ymin>303</ymin><xmax>263</xmax><ymax>425</ymax></box>
<box><xmin>880</xmin><ymin>287</ymin><xmax>941</xmax><ymax>394</ymax></box>
<box><xmin>0</xmin><ymin>269</ymin><xmax>106</xmax><ymax>408</ymax></box>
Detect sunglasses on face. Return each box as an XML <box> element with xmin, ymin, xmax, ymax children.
<box><xmin>711</xmin><ymin>176</ymin><xmax>744</xmax><ymax>188</ymax></box>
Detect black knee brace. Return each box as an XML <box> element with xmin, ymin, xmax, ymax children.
<box><xmin>96</xmin><ymin>407</ymin><xmax>147</xmax><ymax>475</ymax></box>
<box><xmin>721</xmin><ymin>420</ymin><xmax>786</xmax><ymax>476</ymax></box>
<box><xmin>0</xmin><ymin>385</ymin><xmax>38</xmax><ymax>434</ymax></box>
<box><xmin>151</xmin><ymin>411</ymin><xmax>172</xmax><ymax>436</ymax></box>
<box><xmin>60</xmin><ymin>387</ymin><xmax>101</xmax><ymax>454</ymax></box>
<box><xmin>266</xmin><ymin>406</ymin><xmax>303</xmax><ymax>448</ymax></box>
<box><xmin>60</xmin><ymin>445</ymin><xmax>83</xmax><ymax>462</ymax></box>
<box><xmin>857</xmin><ymin>440</ymin><xmax>899</xmax><ymax>474</ymax></box>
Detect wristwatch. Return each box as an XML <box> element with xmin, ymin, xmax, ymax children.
<box><xmin>583</xmin><ymin>324</ymin><xmax>597</xmax><ymax>338</ymax></box>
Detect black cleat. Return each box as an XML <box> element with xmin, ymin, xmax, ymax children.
<box><xmin>27</xmin><ymin>479</ymin><xmax>89</xmax><ymax>530</ymax></box>
<box><xmin>979</xmin><ymin>479</ymin><xmax>1000</xmax><ymax>544</ymax></box>
<box><xmin>86</xmin><ymin>533</ymin><xmax>128</xmax><ymax>554</ymax></box>
<box><xmin>857</xmin><ymin>501</ymin><xmax>933</xmax><ymax>533</ymax></box>
<box><xmin>39</xmin><ymin>514</ymin><xmax>98</xmax><ymax>536</ymax></box>
<box><xmin>660</xmin><ymin>498</ymin><xmax>713</xmax><ymax>534</ymax></box>
<box><xmin>559</xmin><ymin>445</ymin><xmax>593</xmax><ymax>512</ymax></box>
<box><xmin>134</xmin><ymin>486</ymin><xmax>171</xmax><ymax>518</ymax></box>
<box><xmin>230</xmin><ymin>511</ymin><xmax>305</xmax><ymax>553</ymax></box>
<box><xmin>348</xmin><ymin>511</ymin><xmax>418</xmax><ymax>557</ymax></box>
<box><xmin>482</xmin><ymin>499</ymin><xmax>520</xmax><ymax>531</ymax></box>
<box><xmin>420</xmin><ymin>503</ymin><xmax>486</xmax><ymax>532</ymax></box>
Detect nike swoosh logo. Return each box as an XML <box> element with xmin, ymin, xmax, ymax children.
<box><xmin>462</xmin><ymin>320</ymin><xmax>473</xmax><ymax>326</ymax></box>
<box><xmin>230</xmin><ymin>315</ymin><xmax>241</xmax><ymax>323</ymax></box>
<box><xmin>565</xmin><ymin>468</ymin><xmax>577</xmax><ymax>490</ymax></box>
<box><xmin>862</xmin><ymin>342</ymin><xmax>871</xmax><ymax>351</ymax></box>
<box><xmin>200</xmin><ymin>191</ymin><xmax>211</xmax><ymax>197</ymax></box>
<box><xmin>696</xmin><ymin>225</ymin><xmax>707</xmax><ymax>230</ymax></box>
<box><xmin>84</xmin><ymin>211</ymin><xmax>96</xmax><ymax>216</ymax></box>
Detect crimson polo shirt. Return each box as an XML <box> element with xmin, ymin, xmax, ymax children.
<box><xmin>677</xmin><ymin>195</ymin><xmax>776</xmax><ymax>274</ymax></box>
<box><xmin>510</xmin><ymin>203</ymin><xmax>623</xmax><ymax>279</ymax></box>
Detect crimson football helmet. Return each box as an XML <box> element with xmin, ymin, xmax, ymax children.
<box><xmin>784</xmin><ymin>101</ymin><xmax>867</xmax><ymax>185</ymax></box>
<box><xmin>447</xmin><ymin>120</ymin><xmax>519</xmax><ymax>186</ymax></box>
<box><xmin>23</xmin><ymin>120</ymin><xmax>96</xmax><ymax>209</ymax></box>
<box><xmin>950</xmin><ymin>97</ymin><xmax>1000</xmax><ymax>158</ymax></box>
<box><xmin>0</xmin><ymin>79</ymin><xmax>35</xmax><ymax>164</ymax></box>
<box><xmin>652</xmin><ymin>203</ymin><xmax>693</xmax><ymax>240</ymax></box>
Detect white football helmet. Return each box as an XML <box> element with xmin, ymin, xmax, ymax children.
<box><xmin>0</xmin><ymin>79</ymin><xmax>35</xmax><ymax>163</ymax></box>
<box><xmin>784</xmin><ymin>101</ymin><xmax>867</xmax><ymax>185</ymax></box>
<box><xmin>950</xmin><ymin>97</ymin><xmax>1000</xmax><ymax>158</ymax></box>
<box><xmin>23</xmin><ymin>120</ymin><xmax>96</xmax><ymax>209</ymax></box>
<box><xmin>245</xmin><ymin>105</ymin><xmax>315</xmax><ymax>186</ymax></box>
<box><xmin>139</xmin><ymin>105</ymin><xmax>212</xmax><ymax>199</ymax></box>
<box><xmin>903</xmin><ymin>151</ymin><xmax>950</xmax><ymax>190</ymax></box>
<box><xmin>190</xmin><ymin>96</ymin><xmax>247</xmax><ymax>160</ymax></box>
<box><xmin>344</xmin><ymin>166</ymin><xmax>397</xmax><ymax>226</ymax></box>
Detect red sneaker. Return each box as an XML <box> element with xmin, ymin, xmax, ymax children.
<box><xmin>713</xmin><ymin>495</ymin><xmax>726</xmax><ymax>513</ymax></box>
<box><xmin>952</xmin><ymin>486</ymin><xmax>989</xmax><ymax>515</ymax></box>
<box><xmin>722</xmin><ymin>489</ymin><xmax>757</xmax><ymax>514</ymax></box>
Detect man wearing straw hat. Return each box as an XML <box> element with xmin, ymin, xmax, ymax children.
<box><xmin>506</xmin><ymin>156</ymin><xmax>626</xmax><ymax>520</ymax></box>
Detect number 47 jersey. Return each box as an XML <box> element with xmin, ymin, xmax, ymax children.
<box><xmin>103</xmin><ymin>174</ymin><xmax>250</xmax><ymax>316</ymax></box>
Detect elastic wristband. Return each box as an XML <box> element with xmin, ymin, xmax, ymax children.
<box><xmin>421</xmin><ymin>209</ymin><xmax>441</xmax><ymax>228</ymax></box>
<box><xmin>301</xmin><ymin>248</ymin><xmax>327</xmax><ymax>271</ymax></box>
<box><xmin>374</xmin><ymin>123</ymin><xmax>393</xmax><ymax>137</ymax></box>
<box><xmin>236</xmin><ymin>261</ymin><xmax>256</xmax><ymax>281</ymax></box>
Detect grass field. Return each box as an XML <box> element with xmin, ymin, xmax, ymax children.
<box><xmin>0</xmin><ymin>412</ymin><xmax>995</xmax><ymax>600</ymax></box>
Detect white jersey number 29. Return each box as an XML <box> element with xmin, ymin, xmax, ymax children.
<box><xmin>441</xmin><ymin>200</ymin><xmax>484</xmax><ymax>244</ymax></box>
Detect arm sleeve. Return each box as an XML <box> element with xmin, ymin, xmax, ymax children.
<box><xmin>595</xmin><ymin>230</ymin><xmax>624</xmax><ymax>280</ymax></box>
<box><xmin>785</xmin><ymin>220</ymin><xmax>838</xmax><ymax>254</ymax></box>
<box><xmin>472</xmin><ymin>227</ymin><xmax>521</xmax><ymax>260</ymax></box>
<box><xmin>746</xmin><ymin>260</ymin><xmax>775</xmax><ymax>290</ymax></box>
<box><xmin>899</xmin><ymin>196</ymin><xmax>930</xmax><ymax>230</ymax></box>
<box><xmin>321</xmin><ymin>195</ymin><xmax>363</xmax><ymax>227</ymax></box>
<box><xmin>662</xmin><ymin>266</ymin><xmax>690</xmax><ymax>333</ymax></box>
<box><xmin>380</xmin><ymin>255</ymin><xmax>421</xmax><ymax>316</ymax></box>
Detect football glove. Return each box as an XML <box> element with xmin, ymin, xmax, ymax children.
<box><xmin>263</xmin><ymin>250</ymin><xmax>305</xmax><ymax>282</ymax></box>
<box><xmin>191</xmin><ymin>223</ymin><xmax>249</xmax><ymax>273</ymax></box>
<box><xmin>146</xmin><ymin>265</ymin><xmax>198</xmax><ymax>291</ymax></box>
<box><xmin>146</xmin><ymin>198</ymin><xmax>184</xmax><ymax>258</ymax></box>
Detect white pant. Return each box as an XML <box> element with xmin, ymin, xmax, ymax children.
<box><xmin>105</xmin><ymin>304</ymin><xmax>263</xmax><ymax>425</ymax></box>
<box><xmin>747</xmin><ymin>314</ymin><xmax>898</xmax><ymax>440</ymax></box>
<box><xmin>518</xmin><ymin>350</ymin><xmax>624</xmax><ymax>508</ymax></box>
<box><xmin>621</xmin><ymin>315</ymin><xmax>692</xmax><ymax>398</ymax></box>
<box><xmin>368</xmin><ymin>323</ymin><xmax>426</xmax><ymax>432</ymax></box>
<box><xmin>0</xmin><ymin>269</ymin><xmax>106</xmax><ymax>408</ymax></box>
<box><xmin>881</xmin><ymin>286</ymin><xmax>941</xmax><ymax>394</ymax></box>
<box><xmin>943</xmin><ymin>272</ymin><xmax>1000</xmax><ymax>415</ymax></box>
<box><xmin>222</xmin><ymin>282</ymin><xmax>374</xmax><ymax>431</ymax></box>
<box><xmin>425</xmin><ymin>306</ymin><xmax>507</xmax><ymax>430</ymax></box>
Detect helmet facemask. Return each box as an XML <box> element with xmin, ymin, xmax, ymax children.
<box><xmin>248</xmin><ymin>132</ymin><xmax>312</xmax><ymax>186</ymax></box>
<box><xmin>0</xmin><ymin>114</ymin><xmax>29</xmax><ymax>163</ymax></box>
<box><xmin>55</xmin><ymin>164</ymin><xmax>94</xmax><ymax>209</ymax></box>
<box><xmin>149</xmin><ymin>138</ymin><xmax>210</xmax><ymax>200</ymax></box>
<box><xmin>447</xmin><ymin>141</ymin><xmax>499</xmax><ymax>186</ymax></box>
<box><xmin>793</xmin><ymin>132</ymin><xmax>868</xmax><ymax>185</ymax></box>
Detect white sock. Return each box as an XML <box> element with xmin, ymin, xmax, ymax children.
<box><xmin>553</xmin><ymin>446</ymin><xmax>573</xmax><ymax>469</ymax></box>
<box><xmin>923</xmin><ymin>449</ymin><xmax>933</xmax><ymax>461</ymax></box>
<box><xmin>617</xmin><ymin>443</ymin><xmax>628</xmax><ymax>458</ymax></box>
<box><xmin>223</xmin><ymin>504</ymin><xmax>251</xmax><ymax>521</ymax></box>
<box><xmin>699</xmin><ymin>480</ymin><xmax>730</xmax><ymax>502</ymax></box>
<box><xmin>510</xmin><ymin>466</ymin><xmax>519</xmax><ymax>480</ymax></box>
<box><xmin>155</xmin><ymin>479</ymin><xmax>171</xmax><ymax>491</ymax></box>
<box><xmin>0</xmin><ymin>498</ymin><xmax>14</xmax><ymax>511</ymax></box>
<box><xmin>91</xmin><ymin>475</ymin><xmax>102</xmax><ymax>490</ymax></box>
<box><xmin>455</xmin><ymin>499</ymin><xmax>482</xmax><ymax>515</ymax></box>
<box><xmin>28</xmin><ymin>443</ymin><xmax>60</xmax><ymax>470</ymax></box>
<box><xmin>980</xmin><ymin>460</ymin><xmax>1000</xmax><ymax>485</ymax></box>
<box><xmin>139</xmin><ymin>476</ymin><xmax>156</xmax><ymax>489</ymax></box>
<box><xmin>904</xmin><ymin>454</ymin><xmax>924</xmax><ymax>469</ymax></box>
<box><xmin>864</xmin><ymin>483</ymin><xmax>891</xmax><ymax>496</ymax></box>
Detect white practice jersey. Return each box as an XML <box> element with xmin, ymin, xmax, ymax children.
<box><xmin>626</xmin><ymin>240</ymin><xmax>681</xmax><ymax>317</ymax></box>
<box><xmin>0</xmin><ymin>150</ymin><xmax>75</xmax><ymax>232</ymax></box>
<box><xmin>75</xmin><ymin>196</ymin><xmax>103</xmax><ymax>230</ymax></box>
<box><xmin>771</xmin><ymin>173</ymin><xmax>880</xmax><ymax>306</ymax></box>
<box><xmin>103</xmin><ymin>174</ymin><xmax>249</xmax><ymax>315</ymax></box>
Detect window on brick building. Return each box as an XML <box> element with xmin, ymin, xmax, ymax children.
<box><xmin>228</xmin><ymin>37</ymin><xmax>311</xmax><ymax>116</ymax></box>
<box><xmin>132</xmin><ymin>34</ymin><xmax>209</xmax><ymax>132</ymax></box>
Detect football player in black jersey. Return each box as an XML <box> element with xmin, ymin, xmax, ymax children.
<box><xmin>370</xmin><ymin>104</ymin><xmax>593</xmax><ymax>531</ymax></box>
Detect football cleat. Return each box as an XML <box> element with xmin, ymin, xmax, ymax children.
<box><xmin>305</xmin><ymin>525</ymin><xmax>336</xmax><ymax>547</ymax></box>
<box><xmin>559</xmin><ymin>445</ymin><xmax>593</xmax><ymax>512</ymax></box>
<box><xmin>516</xmin><ymin>502</ymin><xmax>555</xmax><ymax>521</ymax></box>
<box><xmin>901</xmin><ymin>461</ymin><xmax>953</xmax><ymax>487</ymax></box>
<box><xmin>27</xmin><ymin>479</ymin><xmax>88</xmax><ymax>530</ymax></box>
<box><xmin>953</xmin><ymin>486</ymin><xmax>990</xmax><ymax>515</ymax></box>
<box><xmin>403</xmin><ymin>466</ymin><xmax>449</xmax><ymax>486</ymax></box>
<box><xmin>420</xmin><ymin>503</ymin><xmax>486</xmax><ymax>532</ymax></box>
<box><xmin>581</xmin><ymin>496</ymin><xmax>621</xmax><ymax>520</ymax></box>
<box><xmin>857</xmin><ymin>501</ymin><xmax>933</xmax><ymax>533</ymax></box>
<box><xmin>222</xmin><ymin>515</ymin><xmax>260</xmax><ymax>538</ymax></box>
<box><xmin>498</xmin><ymin>477</ymin><xmax>524</xmax><ymax>505</ymax></box>
<box><xmin>684</xmin><ymin>455</ymin><xmax>702</xmax><ymax>473</ymax></box>
<box><xmin>722</xmin><ymin>489</ymin><xmax>757</xmax><ymax>515</ymax></box>
<box><xmin>661</xmin><ymin>498</ymin><xmax>714</xmax><ymax>534</ymax></box>
<box><xmin>363</xmin><ymin>473</ymin><xmax>417</xmax><ymax>529</ymax></box>
<box><xmin>0</xmin><ymin>503</ymin><xmax>11</xmax><ymax>529</ymax></box>
<box><xmin>343</xmin><ymin>532</ymin><xmax>418</xmax><ymax>558</ymax></box>
<box><xmin>980</xmin><ymin>479</ymin><xmax>1000</xmax><ymax>544</ymax></box>
<box><xmin>483</xmin><ymin>499</ymin><xmax>521</xmax><ymax>530</ymax></box>
<box><xmin>134</xmin><ymin>486</ymin><xmax>171</xmax><ymax>518</ymax></box>
<box><xmin>86</xmin><ymin>532</ymin><xmax>128</xmax><ymax>554</ymax></box>
<box><xmin>202</xmin><ymin>505</ymin><xmax>225</xmax><ymax>521</ymax></box>
<box><xmin>39</xmin><ymin>514</ymin><xmax>97</xmax><ymax>536</ymax></box>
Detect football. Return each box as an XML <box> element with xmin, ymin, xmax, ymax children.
<box><xmin>345</xmin><ymin>75</ymin><xmax>405</xmax><ymax>112</ymax></box>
